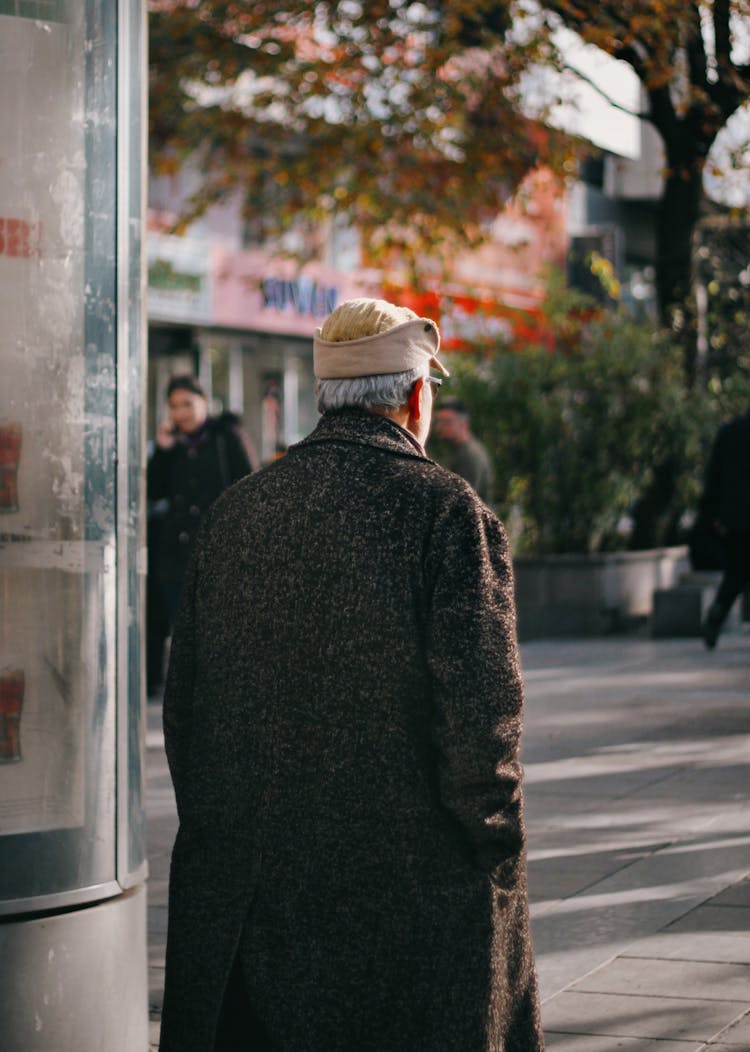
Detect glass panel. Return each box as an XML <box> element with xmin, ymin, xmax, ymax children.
<box><xmin>121</xmin><ymin>0</ymin><xmax>147</xmax><ymax>880</ymax></box>
<box><xmin>0</xmin><ymin>0</ymin><xmax>119</xmax><ymax>903</ymax></box>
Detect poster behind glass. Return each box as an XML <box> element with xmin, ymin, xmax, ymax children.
<box><xmin>0</xmin><ymin>9</ymin><xmax>92</xmax><ymax>839</ymax></box>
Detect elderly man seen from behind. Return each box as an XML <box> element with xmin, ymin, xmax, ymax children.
<box><xmin>159</xmin><ymin>297</ymin><xmax>544</xmax><ymax>1052</ymax></box>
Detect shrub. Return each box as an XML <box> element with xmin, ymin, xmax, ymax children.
<box><xmin>433</xmin><ymin>305</ymin><xmax>705</xmax><ymax>555</ymax></box>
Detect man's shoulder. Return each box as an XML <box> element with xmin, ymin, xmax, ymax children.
<box><xmin>419</xmin><ymin>458</ymin><xmax>500</xmax><ymax>525</ymax></box>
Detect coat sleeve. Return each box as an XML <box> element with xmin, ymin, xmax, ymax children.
<box><xmin>147</xmin><ymin>445</ymin><xmax>173</xmax><ymax>501</ymax></box>
<box><xmin>161</xmin><ymin>529</ymin><xmax>202</xmax><ymax>823</ymax></box>
<box><xmin>425</xmin><ymin>493</ymin><xmax>527</xmax><ymax>884</ymax></box>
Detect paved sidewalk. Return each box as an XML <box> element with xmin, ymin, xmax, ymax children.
<box><xmin>522</xmin><ymin>633</ymin><xmax>750</xmax><ymax>1049</ymax></box>
<box><xmin>146</xmin><ymin>631</ymin><xmax>750</xmax><ymax>1050</ymax></box>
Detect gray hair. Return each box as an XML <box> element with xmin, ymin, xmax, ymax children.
<box><xmin>316</xmin><ymin>367</ymin><xmax>425</xmax><ymax>413</ymax></box>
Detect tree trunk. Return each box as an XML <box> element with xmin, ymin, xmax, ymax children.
<box><xmin>655</xmin><ymin>166</ymin><xmax>704</xmax><ymax>382</ymax></box>
<box><xmin>630</xmin><ymin>162</ymin><xmax>704</xmax><ymax>549</ymax></box>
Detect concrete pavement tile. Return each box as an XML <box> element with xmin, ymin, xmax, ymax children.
<box><xmin>706</xmin><ymin>1009</ymin><xmax>750</xmax><ymax>1045</ymax></box>
<box><xmin>525</xmin><ymin>763</ymin><xmax>695</xmax><ymax>801</ymax></box>
<box><xmin>528</xmin><ymin>848</ymin><xmax>653</xmax><ymax>901</ymax></box>
<box><xmin>710</xmin><ymin>878</ymin><xmax>750</xmax><ymax>908</ymax></box>
<box><xmin>149</xmin><ymin>982</ymin><xmax>164</xmax><ymax>1009</ymax></box>
<box><xmin>560</xmin><ymin>837</ymin><xmax>750</xmax><ymax>901</ymax></box>
<box><xmin>544</xmin><ymin>1033</ymin><xmax>697</xmax><ymax>1050</ymax></box>
<box><xmin>148</xmin><ymin>904</ymin><xmax>169</xmax><ymax>934</ymax></box>
<box><xmin>588</xmin><ymin>799</ymin><xmax>750</xmax><ymax>845</ymax></box>
<box><xmin>624</xmin><ymin>762</ymin><xmax>750</xmax><ymax>805</ymax></box>
<box><xmin>620</xmin><ymin>931</ymin><xmax>750</xmax><ymax>964</ymax></box>
<box><xmin>533</xmin><ymin>886</ymin><xmax>723</xmax><ymax>958</ymax></box>
<box><xmin>525</xmin><ymin>792</ymin><xmax>608</xmax><ymax>821</ymax></box>
<box><xmin>572</xmin><ymin>957</ymin><xmax>750</xmax><ymax>1002</ymax></box>
<box><xmin>541</xmin><ymin>991</ymin><xmax>747</xmax><ymax>1042</ymax></box>
<box><xmin>662</xmin><ymin>905</ymin><xmax>750</xmax><ymax>935</ymax></box>
<box><xmin>149</xmin><ymin>965</ymin><xmax>165</xmax><ymax>986</ymax></box>
<box><xmin>146</xmin><ymin>877</ymin><xmax>170</xmax><ymax>905</ymax></box>
<box><xmin>533</xmin><ymin>896</ymin><xmax>715</xmax><ymax>998</ymax></box>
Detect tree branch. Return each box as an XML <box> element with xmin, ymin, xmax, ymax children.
<box><xmin>713</xmin><ymin>0</ymin><xmax>731</xmax><ymax>70</ymax></box>
<box><xmin>562</xmin><ymin>62</ymin><xmax>650</xmax><ymax>120</ymax></box>
<box><xmin>685</xmin><ymin>2</ymin><xmax>709</xmax><ymax>93</ymax></box>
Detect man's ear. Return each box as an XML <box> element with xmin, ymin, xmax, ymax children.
<box><xmin>407</xmin><ymin>377</ymin><xmax>424</xmax><ymax>421</ymax></box>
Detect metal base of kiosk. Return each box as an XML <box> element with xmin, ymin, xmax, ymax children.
<box><xmin>0</xmin><ymin>883</ymin><xmax>147</xmax><ymax>1052</ymax></box>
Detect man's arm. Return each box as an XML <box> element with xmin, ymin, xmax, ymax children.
<box><xmin>425</xmin><ymin>494</ymin><xmax>526</xmax><ymax>883</ymax></box>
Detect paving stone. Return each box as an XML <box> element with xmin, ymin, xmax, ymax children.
<box><xmin>541</xmin><ymin>990</ymin><xmax>747</xmax><ymax>1042</ymax></box>
<box><xmin>528</xmin><ymin>847</ymin><xmax>652</xmax><ymax>902</ymax></box>
<box><xmin>148</xmin><ymin>904</ymin><xmax>169</xmax><ymax>934</ymax></box>
<box><xmin>572</xmin><ymin>957</ymin><xmax>750</xmax><ymax>1002</ymax></box>
<box><xmin>707</xmin><ymin>1008</ymin><xmax>750</xmax><ymax>1046</ymax></box>
<box><xmin>620</xmin><ymin>930</ymin><xmax>750</xmax><ymax>965</ymax></box>
<box><xmin>662</xmin><ymin>905</ymin><xmax>750</xmax><ymax>936</ymax></box>
<box><xmin>544</xmin><ymin>1032</ymin><xmax>697</xmax><ymax>1050</ymax></box>
<box><xmin>148</xmin><ymin>1018</ymin><xmax>161</xmax><ymax>1050</ymax></box>
<box><xmin>710</xmin><ymin>879</ymin><xmax>750</xmax><ymax>908</ymax></box>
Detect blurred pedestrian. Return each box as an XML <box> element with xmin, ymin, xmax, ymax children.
<box><xmin>147</xmin><ymin>375</ymin><xmax>257</xmax><ymax>634</ymax></box>
<box><xmin>433</xmin><ymin>395</ymin><xmax>494</xmax><ymax>503</ymax></box>
<box><xmin>146</xmin><ymin>498</ymin><xmax>170</xmax><ymax>696</ymax></box>
<box><xmin>159</xmin><ymin>298</ymin><xmax>543</xmax><ymax>1051</ymax></box>
<box><xmin>700</xmin><ymin>407</ymin><xmax>750</xmax><ymax>649</ymax></box>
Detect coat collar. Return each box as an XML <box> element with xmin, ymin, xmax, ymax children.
<box><xmin>294</xmin><ymin>407</ymin><xmax>428</xmax><ymax>461</ymax></box>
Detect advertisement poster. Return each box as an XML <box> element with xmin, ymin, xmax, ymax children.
<box><xmin>0</xmin><ymin>11</ymin><xmax>86</xmax><ymax>835</ymax></box>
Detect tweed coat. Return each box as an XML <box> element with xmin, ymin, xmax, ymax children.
<box><xmin>159</xmin><ymin>407</ymin><xmax>543</xmax><ymax>1052</ymax></box>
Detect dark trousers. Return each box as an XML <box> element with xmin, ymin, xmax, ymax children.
<box><xmin>712</xmin><ymin>529</ymin><xmax>750</xmax><ymax>623</ymax></box>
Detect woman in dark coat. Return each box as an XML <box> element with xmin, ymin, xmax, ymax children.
<box><xmin>147</xmin><ymin>374</ymin><xmax>257</xmax><ymax>628</ymax></box>
<box><xmin>159</xmin><ymin>300</ymin><xmax>543</xmax><ymax>1052</ymax></box>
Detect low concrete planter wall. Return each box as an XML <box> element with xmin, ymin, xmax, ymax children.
<box><xmin>513</xmin><ymin>545</ymin><xmax>689</xmax><ymax>640</ymax></box>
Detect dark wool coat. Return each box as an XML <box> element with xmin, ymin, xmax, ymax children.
<box><xmin>147</xmin><ymin>413</ymin><xmax>254</xmax><ymax>586</ymax></box>
<box><xmin>159</xmin><ymin>408</ymin><xmax>544</xmax><ymax>1052</ymax></box>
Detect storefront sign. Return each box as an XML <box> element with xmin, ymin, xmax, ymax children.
<box><xmin>211</xmin><ymin>246</ymin><xmax>374</xmax><ymax>337</ymax></box>
<box><xmin>261</xmin><ymin>275</ymin><xmax>338</xmax><ymax>317</ymax></box>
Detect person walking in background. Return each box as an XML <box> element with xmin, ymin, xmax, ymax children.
<box><xmin>432</xmin><ymin>395</ymin><xmax>494</xmax><ymax>504</ymax></box>
<box><xmin>700</xmin><ymin>406</ymin><xmax>750</xmax><ymax>649</ymax></box>
<box><xmin>147</xmin><ymin>374</ymin><xmax>257</xmax><ymax>643</ymax></box>
<box><xmin>159</xmin><ymin>298</ymin><xmax>543</xmax><ymax>1051</ymax></box>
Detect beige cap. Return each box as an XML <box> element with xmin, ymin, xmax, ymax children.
<box><xmin>313</xmin><ymin>317</ymin><xmax>449</xmax><ymax>379</ymax></box>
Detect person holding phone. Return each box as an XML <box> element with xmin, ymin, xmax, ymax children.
<box><xmin>147</xmin><ymin>375</ymin><xmax>257</xmax><ymax>635</ymax></box>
